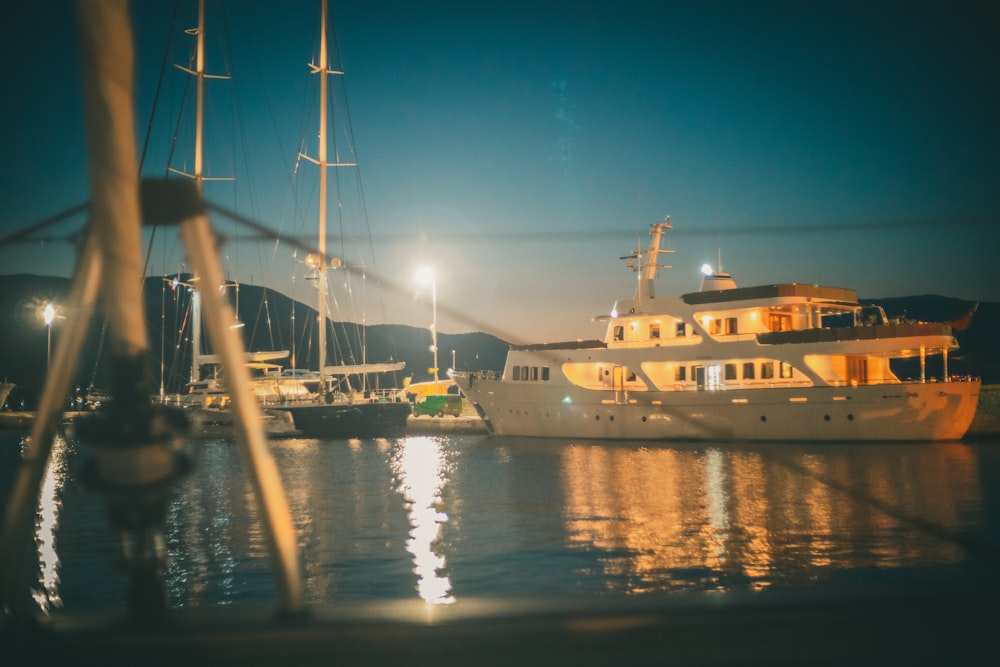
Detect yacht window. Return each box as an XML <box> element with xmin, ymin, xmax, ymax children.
<box><xmin>513</xmin><ymin>366</ymin><xmax>521</xmax><ymax>381</ymax></box>
<box><xmin>541</xmin><ymin>366</ymin><xmax>550</xmax><ymax>381</ymax></box>
<box><xmin>675</xmin><ymin>366</ymin><xmax>687</xmax><ymax>382</ymax></box>
<box><xmin>743</xmin><ymin>362</ymin><xmax>755</xmax><ymax>379</ymax></box>
<box><xmin>522</xmin><ymin>366</ymin><xmax>529</xmax><ymax>381</ymax></box>
<box><xmin>710</xmin><ymin>319</ymin><xmax>723</xmax><ymax>335</ymax></box>
<box><xmin>650</xmin><ymin>323</ymin><xmax>661</xmax><ymax>339</ymax></box>
<box><xmin>614</xmin><ymin>326</ymin><xmax>624</xmax><ymax>341</ymax></box>
<box><xmin>780</xmin><ymin>362</ymin><xmax>793</xmax><ymax>379</ymax></box>
<box><xmin>676</xmin><ymin>322</ymin><xmax>686</xmax><ymax>337</ymax></box>
<box><xmin>531</xmin><ymin>366</ymin><xmax>539</xmax><ymax>381</ymax></box>
<box><xmin>761</xmin><ymin>362</ymin><xmax>774</xmax><ymax>379</ymax></box>
<box><xmin>725</xmin><ymin>317</ymin><xmax>738</xmax><ymax>334</ymax></box>
<box><xmin>724</xmin><ymin>363</ymin><xmax>737</xmax><ymax>380</ymax></box>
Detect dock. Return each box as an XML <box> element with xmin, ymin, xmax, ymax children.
<box><xmin>0</xmin><ymin>409</ymin><xmax>487</xmax><ymax>436</ymax></box>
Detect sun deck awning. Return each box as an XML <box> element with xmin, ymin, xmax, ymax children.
<box><xmin>683</xmin><ymin>283</ymin><xmax>858</xmax><ymax>306</ymax></box>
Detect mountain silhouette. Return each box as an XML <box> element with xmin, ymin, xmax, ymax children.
<box><xmin>1</xmin><ymin>273</ymin><xmax>996</xmax><ymax>410</ymax></box>
<box><xmin>0</xmin><ymin>274</ymin><xmax>509</xmax><ymax>409</ymax></box>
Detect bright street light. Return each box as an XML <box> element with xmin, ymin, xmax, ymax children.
<box><xmin>416</xmin><ymin>267</ymin><xmax>438</xmax><ymax>381</ymax></box>
<box><xmin>43</xmin><ymin>302</ymin><xmax>56</xmax><ymax>370</ymax></box>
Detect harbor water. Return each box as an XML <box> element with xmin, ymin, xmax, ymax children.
<box><xmin>3</xmin><ymin>429</ymin><xmax>999</xmax><ymax>614</ymax></box>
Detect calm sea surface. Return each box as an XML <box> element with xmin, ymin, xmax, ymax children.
<box><xmin>2</xmin><ymin>429</ymin><xmax>999</xmax><ymax>613</ymax></box>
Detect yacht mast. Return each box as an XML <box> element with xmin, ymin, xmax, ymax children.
<box><xmin>316</xmin><ymin>0</ymin><xmax>330</xmax><ymax>391</ymax></box>
<box><xmin>635</xmin><ymin>217</ymin><xmax>674</xmax><ymax>303</ymax></box>
<box><xmin>171</xmin><ymin>0</ymin><xmax>230</xmax><ymax>385</ymax></box>
<box><xmin>302</xmin><ymin>0</ymin><xmax>354</xmax><ymax>390</ymax></box>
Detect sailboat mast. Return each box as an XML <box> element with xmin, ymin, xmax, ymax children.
<box><xmin>186</xmin><ymin>0</ymin><xmax>207</xmax><ymax>385</ymax></box>
<box><xmin>316</xmin><ymin>0</ymin><xmax>330</xmax><ymax>389</ymax></box>
<box><xmin>189</xmin><ymin>0</ymin><xmax>206</xmax><ymax>384</ymax></box>
<box><xmin>193</xmin><ymin>0</ymin><xmax>205</xmax><ymax>192</ymax></box>
<box><xmin>170</xmin><ymin>0</ymin><xmax>231</xmax><ymax>385</ymax></box>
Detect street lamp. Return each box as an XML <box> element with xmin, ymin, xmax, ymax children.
<box><xmin>43</xmin><ymin>302</ymin><xmax>55</xmax><ymax>370</ymax></box>
<box><xmin>416</xmin><ymin>266</ymin><xmax>438</xmax><ymax>382</ymax></box>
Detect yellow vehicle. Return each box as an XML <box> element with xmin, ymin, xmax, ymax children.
<box><xmin>406</xmin><ymin>379</ymin><xmax>463</xmax><ymax>417</ymax></box>
<box><xmin>412</xmin><ymin>393</ymin><xmax>463</xmax><ymax>417</ymax></box>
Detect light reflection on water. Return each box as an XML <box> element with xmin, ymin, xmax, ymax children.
<box><xmin>30</xmin><ymin>434</ymin><xmax>71</xmax><ymax>613</ymax></box>
<box><xmin>559</xmin><ymin>441</ymin><xmax>982</xmax><ymax>592</ymax></box>
<box><xmin>2</xmin><ymin>431</ymin><xmax>994</xmax><ymax>611</ymax></box>
<box><xmin>390</xmin><ymin>436</ymin><xmax>455</xmax><ymax>604</ymax></box>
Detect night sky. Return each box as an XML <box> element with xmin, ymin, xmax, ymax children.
<box><xmin>1</xmin><ymin>1</ymin><xmax>997</xmax><ymax>343</ymax></box>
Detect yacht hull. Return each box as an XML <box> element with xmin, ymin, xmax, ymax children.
<box><xmin>453</xmin><ymin>374</ymin><xmax>981</xmax><ymax>442</ymax></box>
<box><xmin>279</xmin><ymin>400</ymin><xmax>411</xmax><ymax>439</ymax></box>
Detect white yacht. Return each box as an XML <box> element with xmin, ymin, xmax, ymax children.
<box><xmin>450</xmin><ymin>218</ymin><xmax>980</xmax><ymax>441</ymax></box>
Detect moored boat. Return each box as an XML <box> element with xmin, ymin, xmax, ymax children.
<box><xmin>265</xmin><ymin>0</ymin><xmax>411</xmax><ymax>438</ymax></box>
<box><xmin>450</xmin><ymin>218</ymin><xmax>980</xmax><ymax>441</ymax></box>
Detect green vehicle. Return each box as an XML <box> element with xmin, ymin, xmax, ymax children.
<box><xmin>411</xmin><ymin>393</ymin><xmax>463</xmax><ymax>418</ymax></box>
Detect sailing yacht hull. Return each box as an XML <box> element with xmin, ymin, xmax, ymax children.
<box><xmin>278</xmin><ymin>400</ymin><xmax>411</xmax><ymax>439</ymax></box>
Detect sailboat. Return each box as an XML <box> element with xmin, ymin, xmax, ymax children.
<box><xmin>152</xmin><ymin>4</ymin><xmax>299</xmax><ymax>437</ymax></box>
<box><xmin>268</xmin><ymin>0</ymin><xmax>411</xmax><ymax>438</ymax></box>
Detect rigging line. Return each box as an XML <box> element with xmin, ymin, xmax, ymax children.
<box><xmin>217</xmin><ymin>0</ymin><xmax>243</xmax><ymax>281</ymax></box>
<box><xmin>137</xmin><ymin>0</ymin><xmax>182</xmax><ymax>176</ymax></box>
<box><xmin>158</xmin><ymin>209</ymin><xmax>1000</xmax><ymax>251</ymax></box>
<box><xmin>207</xmin><ymin>200</ymin><xmax>528</xmax><ymax>346</ymax></box>
<box><xmin>330</xmin><ymin>60</ymin><xmax>401</xmax><ymax>363</ymax></box>
<box><xmin>138</xmin><ymin>0</ymin><xmax>183</xmax><ymax>311</ymax></box>
<box><xmin>0</xmin><ymin>203</ymin><xmax>89</xmax><ymax>248</ymax></box>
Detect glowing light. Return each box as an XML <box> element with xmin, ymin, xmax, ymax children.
<box><xmin>32</xmin><ymin>435</ymin><xmax>69</xmax><ymax>614</ymax></box>
<box><xmin>391</xmin><ymin>437</ymin><xmax>455</xmax><ymax>604</ymax></box>
<box><xmin>415</xmin><ymin>265</ymin><xmax>435</xmax><ymax>286</ymax></box>
<box><xmin>610</xmin><ymin>307</ymin><xmax>618</xmax><ymax>318</ymax></box>
<box><xmin>416</xmin><ymin>266</ymin><xmax>439</xmax><ymax>382</ymax></box>
<box><xmin>701</xmin><ymin>263</ymin><xmax>714</xmax><ymax>276</ymax></box>
<box><xmin>43</xmin><ymin>302</ymin><xmax>55</xmax><ymax>326</ymax></box>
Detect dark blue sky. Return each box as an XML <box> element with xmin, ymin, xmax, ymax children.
<box><xmin>1</xmin><ymin>1</ymin><xmax>997</xmax><ymax>342</ymax></box>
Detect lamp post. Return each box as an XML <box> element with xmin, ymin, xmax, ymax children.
<box><xmin>43</xmin><ymin>302</ymin><xmax>55</xmax><ymax>371</ymax></box>
<box><xmin>416</xmin><ymin>267</ymin><xmax>438</xmax><ymax>382</ymax></box>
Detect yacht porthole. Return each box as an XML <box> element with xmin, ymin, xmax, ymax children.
<box><xmin>847</xmin><ymin>414</ymin><xmax>854</xmax><ymax>421</ymax></box>
<box><xmin>760</xmin><ymin>416</ymin><xmax>767</xmax><ymax>422</ymax></box>
<box><xmin>824</xmin><ymin>415</ymin><xmax>831</xmax><ymax>421</ymax></box>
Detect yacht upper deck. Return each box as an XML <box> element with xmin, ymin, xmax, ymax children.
<box><xmin>682</xmin><ymin>283</ymin><xmax>858</xmax><ymax>306</ymax></box>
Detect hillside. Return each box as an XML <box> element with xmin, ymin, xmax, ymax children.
<box><xmin>0</xmin><ymin>274</ymin><xmax>510</xmax><ymax>409</ymax></box>
<box><xmin>1</xmin><ymin>274</ymin><xmax>996</xmax><ymax>409</ymax></box>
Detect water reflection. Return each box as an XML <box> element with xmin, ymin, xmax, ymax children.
<box><xmin>391</xmin><ymin>436</ymin><xmax>455</xmax><ymax>604</ymax></box>
<box><xmin>17</xmin><ymin>434</ymin><xmax>990</xmax><ymax>610</ymax></box>
<box><xmin>560</xmin><ymin>442</ymin><xmax>984</xmax><ymax>593</ymax></box>
<box><xmin>31</xmin><ymin>434</ymin><xmax>71</xmax><ymax>613</ymax></box>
